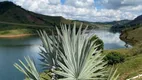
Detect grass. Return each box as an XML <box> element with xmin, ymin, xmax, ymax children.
<box><xmin>120</xmin><ymin>27</ymin><xmax>142</xmax><ymax>45</ymax></box>
<box><xmin>0</xmin><ymin>29</ymin><xmax>34</xmax><ymax>35</ymax></box>
<box><xmin>104</xmin><ymin>43</ymin><xmax>142</xmax><ymax>80</ymax></box>
<box><xmin>104</xmin><ymin>51</ymin><xmax>142</xmax><ymax>80</ymax></box>
<box><xmin>104</xmin><ymin>48</ymin><xmax>130</xmax><ymax>55</ymax></box>
<box><xmin>25</xmin><ymin>71</ymin><xmax>51</xmax><ymax>80</ymax></box>
<box><xmin>40</xmin><ymin>71</ymin><xmax>51</xmax><ymax>80</ymax></box>
<box><xmin>105</xmin><ymin>26</ymin><xmax>142</xmax><ymax>79</ymax></box>
<box><xmin>117</xmin><ymin>54</ymin><xmax>142</xmax><ymax>80</ymax></box>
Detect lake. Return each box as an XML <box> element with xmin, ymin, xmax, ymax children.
<box><xmin>0</xmin><ymin>30</ymin><xmax>127</xmax><ymax>80</ymax></box>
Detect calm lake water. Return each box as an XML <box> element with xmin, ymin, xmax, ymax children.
<box><xmin>0</xmin><ymin>30</ymin><xmax>126</xmax><ymax>80</ymax></box>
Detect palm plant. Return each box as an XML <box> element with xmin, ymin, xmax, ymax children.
<box><xmin>107</xmin><ymin>67</ymin><xmax>119</xmax><ymax>80</ymax></box>
<box><xmin>14</xmin><ymin>23</ymin><xmax>119</xmax><ymax>80</ymax></box>
<box><xmin>14</xmin><ymin>57</ymin><xmax>41</xmax><ymax>80</ymax></box>
<box><xmin>51</xmin><ymin>24</ymin><xmax>107</xmax><ymax>79</ymax></box>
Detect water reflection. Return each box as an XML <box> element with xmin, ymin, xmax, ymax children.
<box><xmin>0</xmin><ymin>36</ymin><xmax>42</xmax><ymax>80</ymax></box>
<box><xmin>88</xmin><ymin>30</ymin><xmax>127</xmax><ymax>49</ymax></box>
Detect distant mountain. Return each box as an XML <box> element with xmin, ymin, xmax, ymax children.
<box><xmin>129</xmin><ymin>15</ymin><xmax>142</xmax><ymax>25</ymax></box>
<box><xmin>0</xmin><ymin>1</ymin><xmax>72</xmax><ymax>29</ymax></box>
<box><xmin>110</xmin><ymin>15</ymin><xmax>142</xmax><ymax>32</ymax></box>
<box><xmin>110</xmin><ymin>20</ymin><xmax>131</xmax><ymax>32</ymax></box>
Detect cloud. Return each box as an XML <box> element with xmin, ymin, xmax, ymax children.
<box><xmin>65</xmin><ymin>0</ymin><xmax>95</xmax><ymax>8</ymax></box>
<box><xmin>99</xmin><ymin>0</ymin><xmax>142</xmax><ymax>9</ymax></box>
<box><xmin>0</xmin><ymin>0</ymin><xmax>7</xmax><ymax>1</ymax></box>
<box><xmin>16</xmin><ymin>0</ymin><xmax>136</xmax><ymax>22</ymax></box>
<box><xmin>48</xmin><ymin>0</ymin><xmax>60</xmax><ymax>5</ymax></box>
<box><xmin>121</xmin><ymin>0</ymin><xmax>142</xmax><ymax>5</ymax></box>
<box><xmin>0</xmin><ymin>0</ymin><xmax>141</xmax><ymax>22</ymax></box>
<box><xmin>101</xmin><ymin>0</ymin><xmax>124</xmax><ymax>9</ymax></box>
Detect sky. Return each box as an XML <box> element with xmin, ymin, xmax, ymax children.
<box><xmin>0</xmin><ymin>0</ymin><xmax>142</xmax><ymax>22</ymax></box>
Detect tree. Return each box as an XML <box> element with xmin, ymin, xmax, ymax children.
<box><xmin>90</xmin><ymin>35</ymin><xmax>104</xmax><ymax>51</ymax></box>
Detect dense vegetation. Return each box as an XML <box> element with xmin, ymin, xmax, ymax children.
<box><xmin>90</xmin><ymin>35</ymin><xmax>104</xmax><ymax>51</ymax></box>
<box><xmin>104</xmin><ymin>52</ymin><xmax>125</xmax><ymax>65</ymax></box>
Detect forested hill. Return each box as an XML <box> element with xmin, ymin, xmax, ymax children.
<box><xmin>110</xmin><ymin>15</ymin><xmax>142</xmax><ymax>32</ymax></box>
<box><xmin>0</xmin><ymin>1</ymin><xmax>72</xmax><ymax>27</ymax></box>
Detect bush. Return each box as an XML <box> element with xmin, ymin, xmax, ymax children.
<box><xmin>90</xmin><ymin>35</ymin><xmax>104</xmax><ymax>51</ymax></box>
<box><xmin>104</xmin><ymin>52</ymin><xmax>125</xmax><ymax>65</ymax></box>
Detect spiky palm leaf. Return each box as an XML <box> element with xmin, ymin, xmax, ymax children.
<box><xmin>107</xmin><ymin>67</ymin><xmax>119</xmax><ymax>80</ymax></box>
<box><xmin>37</xmin><ymin>30</ymin><xmax>58</xmax><ymax>70</ymax></box>
<box><xmin>47</xmin><ymin>23</ymin><xmax>107</xmax><ymax>80</ymax></box>
<box><xmin>14</xmin><ymin>57</ymin><xmax>41</xmax><ymax>80</ymax></box>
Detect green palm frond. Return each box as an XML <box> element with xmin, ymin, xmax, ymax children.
<box><xmin>37</xmin><ymin>30</ymin><xmax>58</xmax><ymax>70</ymax></box>
<box><xmin>14</xmin><ymin>57</ymin><xmax>41</xmax><ymax>80</ymax></box>
<box><xmin>51</xmin><ymin>23</ymin><xmax>107</xmax><ymax>79</ymax></box>
<box><xmin>107</xmin><ymin>67</ymin><xmax>119</xmax><ymax>80</ymax></box>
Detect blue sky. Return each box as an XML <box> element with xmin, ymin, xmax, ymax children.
<box><xmin>0</xmin><ymin>0</ymin><xmax>142</xmax><ymax>22</ymax></box>
<box><xmin>61</xmin><ymin>0</ymin><xmax>65</xmax><ymax>4</ymax></box>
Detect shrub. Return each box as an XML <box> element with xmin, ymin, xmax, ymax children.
<box><xmin>105</xmin><ymin>52</ymin><xmax>125</xmax><ymax>65</ymax></box>
<box><xmin>90</xmin><ymin>35</ymin><xmax>104</xmax><ymax>51</ymax></box>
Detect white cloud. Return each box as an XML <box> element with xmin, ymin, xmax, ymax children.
<box><xmin>0</xmin><ymin>0</ymin><xmax>141</xmax><ymax>22</ymax></box>
<box><xmin>48</xmin><ymin>0</ymin><xmax>60</xmax><ymax>5</ymax></box>
<box><xmin>0</xmin><ymin>0</ymin><xmax>8</xmax><ymax>1</ymax></box>
<box><xmin>120</xmin><ymin>5</ymin><xmax>142</xmax><ymax>14</ymax></box>
<box><xmin>65</xmin><ymin>0</ymin><xmax>95</xmax><ymax>8</ymax></box>
<box><xmin>18</xmin><ymin>0</ymin><xmax>136</xmax><ymax>22</ymax></box>
<box><xmin>121</xmin><ymin>0</ymin><xmax>142</xmax><ymax>5</ymax></box>
<box><xmin>99</xmin><ymin>0</ymin><xmax>142</xmax><ymax>9</ymax></box>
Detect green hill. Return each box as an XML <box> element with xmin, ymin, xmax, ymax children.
<box><xmin>119</xmin><ymin>15</ymin><xmax>142</xmax><ymax>45</ymax></box>
<box><xmin>0</xmin><ymin>1</ymin><xmax>72</xmax><ymax>28</ymax></box>
<box><xmin>110</xmin><ymin>14</ymin><xmax>142</xmax><ymax>32</ymax></box>
<box><xmin>0</xmin><ymin>1</ymin><xmax>75</xmax><ymax>35</ymax></box>
<box><xmin>110</xmin><ymin>20</ymin><xmax>131</xmax><ymax>32</ymax></box>
<box><xmin>120</xmin><ymin>27</ymin><xmax>142</xmax><ymax>46</ymax></box>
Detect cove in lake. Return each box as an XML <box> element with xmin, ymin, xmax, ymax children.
<box><xmin>0</xmin><ymin>30</ymin><xmax>127</xmax><ymax>80</ymax></box>
<box><xmin>89</xmin><ymin>30</ymin><xmax>127</xmax><ymax>49</ymax></box>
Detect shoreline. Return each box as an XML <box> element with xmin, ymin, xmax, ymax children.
<box><xmin>0</xmin><ymin>34</ymin><xmax>36</xmax><ymax>38</ymax></box>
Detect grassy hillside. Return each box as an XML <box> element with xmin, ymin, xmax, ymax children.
<box><xmin>0</xmin><ymin>1</ymin><xmax>72</xmax><ymax>35</ymax></box>
<box><xmin>0</xmin><ymin>29</ymin><xmax>33</xmax><ymax>35</ymax></box>
<box><xmin>109</xmin><ymin>20</ymin><xmax>131</xmax><ymax>32</ymax></box>
<box><xmin>0</xmin><ymin>1</ymin><xmax>72</xmax><ymax>26</ymax></box>
<box><xmin>104</xmin><ymin>43</ymin><xmax>142</xmax><ymax>80</ymax></box>
<box><xmin>106</xmin><ymin>26</ymin><xmax>142</xmax><ymax>79</ymax></box>
<box><xmin>118</xmin><ymin>53</ymin><xmax>142</xmax><ymax>80</ymax></box>
<box><xmin>120</xmin><ymin>27</ymin><xmax>142</xmax><ymax>45</ymax></box>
